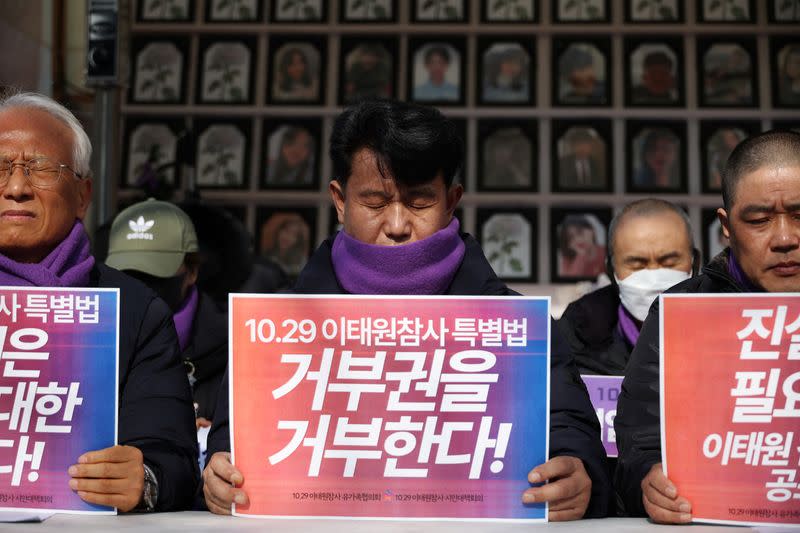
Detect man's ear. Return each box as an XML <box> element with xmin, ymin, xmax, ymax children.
<box><xmin>717</xmin><ymin>207</ymin><xmax>731</xmax><ymax>240</ymax></box>
<box><xmin>330</xmin><ymin>180</ymin><xmax>346</xmax><ymax>225</ymax></box>
<box><xmin>446</xmin><ymin>183</ymin><xmax>463</xmax><ymax>216</ymax></box>
<box><xmin>75</xmin><ymin>178</ymin><xmax>93</xmax><ymax>220</ymax></box>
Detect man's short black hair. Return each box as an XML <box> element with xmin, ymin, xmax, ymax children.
<box><xmin>424</xmin><ymin>46</ymin><xmax>451</xmax><ymax>65</ymax></box>
<box><xmin>330</xmin><ymin>98</ymin><xmax>464</xmax><ymax>190</ymax></box>
<box><xmin>643</xmin><ymin>51</ymin><xmax>674</xmax><ymax>70</ymax></box>
<box><xmin>722</xmin><ymin>129</ymin><xmax>800</xmax><ymax>211</ymax></box>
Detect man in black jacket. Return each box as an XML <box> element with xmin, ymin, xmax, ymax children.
<box><xmin>204</xmin><ymin>99</ymin><xmax>610</xmax><ymax>520</ymax></box>
<box><xmin>615</xmin><ymin>130</ymin><xmax>800</xmax><ymax>524</ymax></box>
<box><xmin>0</xmin><ymin>92</ymin><xmax>198</xmax><ymax>511</ymax></box>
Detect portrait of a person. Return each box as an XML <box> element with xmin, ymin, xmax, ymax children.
<box><xmin>558</xmin><ymin>44</ymin><xmax>606</xmax><ymax>105</ymax></box>
<box><xmin>343</xmin><ymin>42</ymin><xmax>393</xmax><ymax>102</ymax></box>
<box><xmin>706</xmin><ymin>127</ymin><xmax>746</xmax><ymax>190</ymax></box>
<box><xmin>558</xmin><ymin>127</ymin><xmax>606</xmax><ymax>190</ymax></box>
<box><xmin>778</xmin><ymin>44</ymin><xmax>800</xmax><ymax>106</ymax></box>
<box><xmin>481</xmin><ymin>127</ymin><xmax>533</xmax><ymax>189</ymax></box>
<box><xmin>632</xmin><ymin>128</ymin><xmax>680</xmax><ymax>190</ymax></box>
<box><xmin>271</xmin><ymin>44</ymin><xmax>319</xmax><ymax>102</ymax></box>
<box><xmin>630</xmin><ymin>48</ymin><xmax>678</xmax><ymax>105</ymax></box>
<box><xmin>482</xmin><ymin>43</ymin><xmax>530</xmax><ymax>103</ymax></box>
<box><xmin>413</xmin><ymin>44</ymin><xmax>460</xmax><ymax>102</ymax></box>
<box><xmin>702</xmin><ymin>43</ymin><xmax>753</xmax><ymax>106</ymax></box>
<box><xmin>557</xmin><ymin>214</ymin><xmax>607</xmax><ymax>279</ymax></box>
<box><xmin>264</xmin><ymin>126</ymin><xmax>316</xmax><ymax>187</ymax></box>
<box><xmin>259</xmin><ymin>212</ymin><xmax>311</xmax><ymax>278</ymax></box>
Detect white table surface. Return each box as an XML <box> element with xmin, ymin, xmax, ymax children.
<box><xmin>1</xmin><ymin>512</ymin><xmax>798</xmax><ymax>532</ymax></box>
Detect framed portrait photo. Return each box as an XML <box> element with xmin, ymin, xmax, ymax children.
<box><xmin>550</xmin><ymin>207</ymin><xmax>612</xmax><ymax>283</ymax></box>
<box><xmin>129</xmin><ymin>36</ymin><xmax>189</xmax><ymax>104</ymax></box>
<box><xmin>260</xmin><ymin>118</ymin><xmax>322</xmax><ymax>190</ymax></box>
<box><xmin>625</xmin><ymin>0</ymin><xmax>683</xmax><ymax>22</ymax></box>
<box><xmin>553</xmin><ymin>37</ymin><xmax>611</xmax><ymax>107</ymax></box>
<box><xmin>270</xmin><ymin>0</ymin><xmax>327</xmax><ymax>22</ymax></box>
<box><xmin>477</xmin><ymin>208</ymin><xmax>538</xmax><ymax>283</ymax></box>
<box><xmin>196</xmin><ymin>36</ymin><xmax>257</xmax><ymax>105</ymax></box>
<box><xmin>136</xmin><ymin>0</ymin><xmax>194</xmax><ymax>22</ymax></box>
<box><xmin>407</xmin><ymin>37</ymin><xmax>466</xmax><ymax>106</ymax></box>
<box><xmin>481</xmin><ymin>0</ymin><xmax>538</xmax><ymax>22</ymax></box>
<box><xmin>205</xmin><ymin>0</ymin><xmax>262</xmax><ymax>21</ymax></box>
<box><xmin>121</xmin><ymin>116</ymin><xmax>186</xmax><ymax>194</ymax></box>
<box><xmin>552</xmin><ymin>119</ymin><xmax>612</xmax><ymax>193</ymax></box>
<box><xmin>770</xmin><ymin>36</ymin><xmax>800</xmax><ymax>109</ymax></box>
<box><xmin>624</xmin><ymin>36</ymin><xmax>685</xmax><ymax>107</ymax></box>
<box><xmin>411</xmin><ymin>0</ymin><xmax>467</xmax><ymax>22</ymax></box>
<box><xmin>256</xmin><ymin>207</ymin><xmax>318</xmax><ymax>279</ymax></box>
<box><xmin>338</xmin><ymin>36</ymin><xmax>398</xmax><ymax>104</ymax></box>
<box><xmin>699</xmin><ymin>120</ymin><xmax>759</xmax><ymax>193</ymax></box>
<box><xmin>768</xmin><ymin>0</ymin><xmax>800</xmax><ymax>23</ymax></box>
<box><xmin>478</xmin><ymin>37</ymin><xmax>535</xmax><ymax>106</ymax></box>
<box><xmin>267</xmin><ymin>36</ymin><xmax>326</xmax><ymax>105</ymax></box>
<box><xmin>626</xmin><ymin>120</ymin><xmax>687</xmax><ymax>194</ymax></box>
<box><xmin>697</xmin><ymin>0</ymin><xmax>754</xmax><ymax>22</ymax></box>
<box><xmin>697</xmin><ymin>37</ymin><xmax>758</xmax><ymax>108</ymax></box>
<box><xmin>339</xmin><ymin>0</ymin><xmax>397</xmax><ymax>22</ymax></box>
<box><xmin>702</xmin><ymin>208</ymin><xmax>728</xmax><ymax>264</ymax></box>
<box><xmin>477</xmin><ymin>119</ymin><xmax>538</xmax><ymax>193</ymax></box>
<box><xmin>194</xmin><ymin>118</ymin><xmax>252</xmax><ymax>189</ymax></box>
<box><xmin>552</xmin><ymin>0</ymin><xmax>610</xmax><ymax>23</ymax></box>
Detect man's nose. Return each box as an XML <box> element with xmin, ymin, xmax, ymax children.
<box><xmin>383</xmin><ymin>203</ymin><xmax>412</xmax><ymax>244</ymax></box>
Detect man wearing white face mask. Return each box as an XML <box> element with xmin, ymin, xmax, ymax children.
<box><xmin>558</xmin><ymin>199</ymin><xmax>697</xmax><ymax>376</ymax></box>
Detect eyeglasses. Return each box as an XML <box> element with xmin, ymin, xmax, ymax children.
<box><xmin>0</xmin><ymin>157</ymin><xmax>84</xmax><ymax>189</ymax></box>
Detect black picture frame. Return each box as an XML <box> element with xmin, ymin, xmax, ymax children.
<box><xmin>267</xmin><ymin>35</ymin><xmax>326</xmax><ymax>106</ymax></box>
<box><xmin>136</xmin><ymin>0</ymin><xmax>195</xmax><ymax>22</ymax></box>
<box><xmin>129</xmin><ymin>35</ymin><xmax>189</xmax><ymax>104</ymax></box>
<box><xmin>477</xmin><ymin>119</ymin><xmax>538</xmax><ymax>193</ymax></box>
<box><xmin>696</xmin><ymin>36</ymin><xmax>759</xmax><ymax>108</ymax></box>
<box><xmin>770</xmin><ymin>36</ymin><xmax>800</xmax><ymax>109</ymax></box>
<box><xmin>624</xmin><ymin>36</ymin><xmax>685</xmax><ymax>107</ymax></box>
<box><xmin>121</xmin><ymin>115</ymin><xmax>186</xmax><ymax>194</ymax></box>
<box><xmin>407</xmin><ymin>36</ymin><xmax>467</xmax><ymax>107</ymax></box>
<box><xmin>624</xmin><ymin>0</ymin><xmax>684</xmax><ymax>23</ymax></box>
<box><xmin>204</xmin><ymin>0</ymin><xmax>264</xmax><ymax>24</ymax></box>
<box><xmin>449</xmin><ymin>118</ymin><xmax>468</xmax><ymax>186</ymax></box>
<box><xmin>699</xmin><ymin>120</ymin><xmax>760</xmax><ymax>194</ymax></box>
<box><xmin>552</xmin><ymin>36</ymin><xmax>611</xmax><ymax>107</ymax></box>
<box><xmin>625</xmin><ymin>120</ymin><xmax>687</xmax><ymax>194</ymax></box>
<box><xmin>551</xmin><ymin>0</ymin><xmax>610</xmax><ymax>23</ymax></box>
<box><xmin>702</xmin><ymin>207</ymin><xmax>728</xmax><ymax>265</ymax></box>
<box><xmin>550</xmin><ymin>207</ymin><xmax>612</xmax><ymax>283</ymax></box>
<box><xmin>256</xmin><ymin>206</ymin><xmax>318</xmax><ymax>279</ymax></box>
<box><xmin>270</xmin><ymin>0</ymin><xmax>327</xmax><ymax>22</ymax></box>
<box><xmin>767</xmin><ymin>0</ymin><xmax>800</xmax><ymax>23</ymax></box>
<box><xmin>481</xmin><ymin>0</ymin><xmax>539</xmax><ymax>22</ymax></box>
<box><xmin>260</xmin><ymin>118</ymin><xmax>322</xmax><ymax>191</ymax></box>
<box><xmin>772</xmin><ymin>120</ymin><xmax>800</xmax><ymax>132</ymax></box>
<box><xmin>477</xmin><ymin>36</ymin><xmax>536</xmax><ymax>106</ymax></box>
<box><xmin>338</xmin><ymin>36</ymin><xmax>399</xmax><ymax>105</ymax></box>
<box><xmin>477</xmin><ymin>208</ymin><xmax>538</xmax><ymax>283</ymax></box>
<box><xmin>196</xmin><ymin>35</ymin><xmax>257</xmax><ymax>105</ymax></box>
<box><xmin>411</xmin><ymin>0</ymin><xmax>468</xmax><ymax>23</ymax></box>
<box><xmin>696</xmin><ymin>0</ymin><xmax>755</xmax><ymax>23</ymax></box>
<box><xmin>193</xmin><ymin>118</ymin><xmax>252</xmax><ymax>189</ymax></box>
<box><xmin>551</xmin><ymin>119</ymin><xmax>613</xmax><ymax>193</ymax></box>
<box><xmin>339</xmin><ymin>0</ymin><xmax>398</xmax><ymax>22</ymax></box>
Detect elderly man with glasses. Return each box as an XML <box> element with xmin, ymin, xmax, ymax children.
<box><xmin>0</xmin><ymin>92</ymin><xmax>199</xmax><ymax>512</ymax></box>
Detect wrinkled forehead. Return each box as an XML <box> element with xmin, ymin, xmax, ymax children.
<box><xmin>0</xmin><ymin>107</ymin><xmax>75</xmax><ymax>160</ymax></box>
<box><xmin>732</xmin><ymin>164</ymin><xmax>800</xmax><ymax>209</ymax></box>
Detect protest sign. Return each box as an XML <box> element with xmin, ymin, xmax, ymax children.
<box><xmin>581</xmin><ymin>375</ymin><xmax>621</xmax><ymax>458</ymax></box>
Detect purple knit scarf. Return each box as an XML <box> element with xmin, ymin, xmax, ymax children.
<box><xmin>0</xmin><ymin>221</ymin><xmax>95</xmax><ymax>287</ymax></box>
<box><xmin>727</xmin><ymin>252</ymin><xmax>762</xmax><ymax>292</ymax></box>
<box><xmin>173</xmin><ymin>285</ymin><xmax>198</xmax><ymax>352</ymax></box>
<box><xmin>617</xmin><ymin>304</ymin><xmax>641</xmax><ymax>346</ymax></box>
<box><xmin>331</xmin><ymin>218</ymin><xmax>466</xmax><ymax>295</ymax></box>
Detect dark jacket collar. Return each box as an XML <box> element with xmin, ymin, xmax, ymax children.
<box><xmin>702</xmin><ymin>248</ymin><xmax>747</xmax><ymax>292</ymax></box>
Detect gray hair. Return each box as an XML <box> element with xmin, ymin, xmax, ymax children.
<box><xmin>608</xmin><ymin>198</ymin><xmax>694</xmax><ymax>264</ymax></box>
<box><xmin>0</xmin><ymin>91</ymin><xmax>92</xmax><ymax>177</ymax></box>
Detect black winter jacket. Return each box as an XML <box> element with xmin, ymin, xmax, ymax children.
<box><xmin>183</xmin><ymin>291</ymin><xmax>227</xmax><ymax>421</ymax></box>
<box><xmin>614</xmin><ymin>249</ymin><xmax>746</xmax><ymax>516</ymax></box>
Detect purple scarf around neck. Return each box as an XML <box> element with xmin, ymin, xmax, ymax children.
<box><xmin>727</xmin><ymin>252</ymin><xmax>762</xmax><ymax>292</ymax></box>
<box><xmin>173</xmin><ymin>285</ymin><xmax>198</xmax><ymax>352</ymax></box>
<box><xmin>617</xmin><ymin>304</ymin><xmax>641</xmax><ymax>347</ymax></box>
<box><xmin>331</xmin><ymin>218</ymin><xmax>466</xmax><ymax>295</ymax></box>
<box><xmin>0</xmin><ymin>220</ymin><xmax>95</xmax><ymax>288</ymax></box>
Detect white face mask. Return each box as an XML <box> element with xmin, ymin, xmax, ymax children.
<box><xmin>615</xmin><ymin>268</ymin><xmax>692</xmax><ymax>322</ymax></box>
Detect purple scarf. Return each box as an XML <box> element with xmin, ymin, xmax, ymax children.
<box><xmin>331</xmin><ymin>218</ymin><xmax>466</xmax><ymax>295</ymax></box>
<box><xmin>727</xmin><ymin>252</ymin><xmax>762</xmax><ymax>292</ymax></box>
<box><xmin>617</xmin><ymin>304</ymin><xmax>641</xmax><ymax>347</ymax></box>
<box><xmin>0</xmin><ymin>221</ymin><xmax>95</xmax><ymax>288</ymax></box>
<box><xmin>173</xmin><ymin>285</ymin><xmax>198</xmax><ymax>352</ymax></box>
